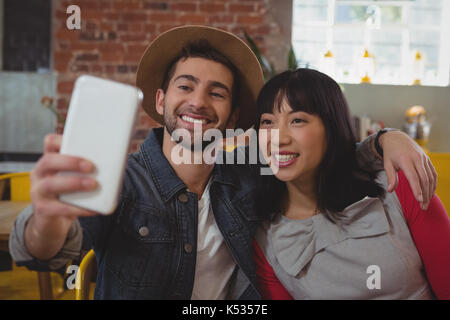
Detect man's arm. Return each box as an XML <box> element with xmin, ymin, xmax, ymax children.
<box><xmin>357</xmin><ymin>130</ymin><xmax>437</xmax><ymax>210</ymax></box>
<box><xmin>17</xmin><ymin>134</ymin><xmax>100</xmax><ymax>262</ymax></box>
<box><xmin>9</xmin><ymin>205</ymin><xmax>83</xmax><ymax>271</ymax></box>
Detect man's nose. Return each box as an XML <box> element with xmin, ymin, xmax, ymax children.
<box><xmin>188</xmin><ymin>89</ymin><xmax>208</xmax><ymax>109</ymax></box>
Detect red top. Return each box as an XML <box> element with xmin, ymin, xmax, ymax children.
<box><xmin>253</xmin><ymin>171</ymin><xmax>450</xmax><ymax>300</ymax></box>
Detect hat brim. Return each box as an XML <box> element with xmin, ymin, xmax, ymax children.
<box><xmin>136</xmin><ymin>25</ymin><xmax>264</xmax><ymax>131</ymax></box>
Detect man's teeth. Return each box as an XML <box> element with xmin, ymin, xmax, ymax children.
<box><xmin>181</xmin><ymin>115</ymin><xmax>207</xmax><ymax>124</ymax></box>
<box><xmin>275</xmin><ymin>154</ymin><xmax>299</xmax><ymax>162</ymax></box>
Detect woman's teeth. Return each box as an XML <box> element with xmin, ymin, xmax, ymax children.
<box><xmin>275</xmin><ymin>154</ymin><xmax>299</xmax><ymax>162</ymax></box>
<box><xmin>181</xmin><ymin>115</ymin><xmax>208</xmax><ymax>124</ymax></box>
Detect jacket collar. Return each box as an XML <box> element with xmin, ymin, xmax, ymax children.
<box><xmin>139</xmin><ymin>128</ymin><xmax>186</xmax><ymax>203</ymax></box>
<box><xmin>139</xmin><ymin>128</ymin><xmax>241</xmax><ymax>203</ymax></box>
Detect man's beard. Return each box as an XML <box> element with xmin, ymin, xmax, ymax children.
<box><xmin>163</xmin><ymin>102</ymin><xmax>227</xmax><ymax>152</ymax></box>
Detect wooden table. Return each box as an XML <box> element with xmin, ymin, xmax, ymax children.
<box><xmin>0</xmin><ymin>201</ymin><xmax>54</xmax><ymax>299</ymax></box>
<box><xmin>0</xmin><ymin>201</ymin><xmax>30</xmax><ymax>250</ymax></box>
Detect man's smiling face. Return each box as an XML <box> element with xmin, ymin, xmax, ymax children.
<box><xmin>155</xmin><ymin>57</ymin><xmax>237</xmax><ymax>147</ymax></box>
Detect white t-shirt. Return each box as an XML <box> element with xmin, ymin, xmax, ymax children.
<box><xmin>190</xmin><ymin>179</ymin><xmax>237</xmax><ymax>299</ymax></box>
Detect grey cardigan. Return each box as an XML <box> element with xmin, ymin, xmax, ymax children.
<box><xmin>255</xmin><ymin>172</ymin><xmax>434</xmax><ymax>300</ymax></box>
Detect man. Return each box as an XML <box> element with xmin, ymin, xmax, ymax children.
<box><xmin>10</xmin><ymin>26</ymin><xmax>436</xmax><ymax>299</ymax></box>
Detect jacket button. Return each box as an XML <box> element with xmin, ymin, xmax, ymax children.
<box><xmin>184</xmin><ymin>243</ymin><xmax>193</xmax><ymax>253</ymax></box>
<box><xmin>138</xmin><ymin>226</ymin><xmax>149</xmax><ymax>237</ymax></box>
<box><xmin>178</xmin><ymin>193</ymin><xmax>189</xmax><ymax>203</ymax></box>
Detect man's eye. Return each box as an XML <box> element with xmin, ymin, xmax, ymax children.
<box><xmin>179</xmin><ymin>85</ymin><xmax>191</xmax><ymax>91</ymax></box>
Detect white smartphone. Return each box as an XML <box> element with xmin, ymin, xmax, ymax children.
<box><xmin>59</xmin><ymin>75</ymin><xmax>142</xmax><ymax>215</ymax></box>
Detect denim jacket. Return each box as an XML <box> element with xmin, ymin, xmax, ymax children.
<box><xmin>9</xmin><ymin>128</ymin><xmax>380</xmax><ymax>299</ymax></box>
<box><xmin>10</xmin><ymin>128</ymin><xmax>261</xmax><ymax>299</ymax></box>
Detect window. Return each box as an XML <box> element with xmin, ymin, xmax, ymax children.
<box><xmin>292</xmin><ymin>0</ymin><xmax>450</xmax><ymax>86</ymax></box>
<box><xmin>2</xmin><ymin>0</ymin><xmax>51</xmax><ymax>72</ymax></box>
<box><xmin>0</xmin><ymin>0</ymin><xmax>55</xmax><ymax>154</ymax></box>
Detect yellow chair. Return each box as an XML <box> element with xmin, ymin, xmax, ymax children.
<box><xmin>429</xmin><ymin>153</ymin><xmax>450</xmax><ymax>214</ymax></box>
<box><xmin>0</xmin><ymin>172</ymin><xmax>30</xmax><ymax>201</ymax></box>
<box><xmin>75</xmin><ymin>249</ymin><xmax>96</xmax><ymax>300</ymax></box>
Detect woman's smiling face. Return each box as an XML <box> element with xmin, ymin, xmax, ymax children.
<box><xmin>258</xmin><ymin>98</ymin><xmax>327</xmax><ymax>184</ymax></box>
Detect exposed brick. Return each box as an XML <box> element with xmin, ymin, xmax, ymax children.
<box><xmin>98</xmin><ymin>42</ymin><xmax>126</xmax><ymax>53</ymax></box>
<box><xmin>80</xmin><ymin>31</ymin><xmax>105</xmax><ymax>41</ymax></box>
<box><xmin>105</xmin><ymin>12</ymin><xmax>121</xmax><ymax>20</ymax></box>
<box><xmin>56</xmin><ymin>29</ymin><xmax>80</xmax><ymax>41</ymax></box>
<box><xmin>144</xmin><ymin>2</ymin><xmax>168</xmax><ymax>10</ymax></box>
<box><xmin>91</xmin><ymin>64</ymin><xmax>103</xmax><ymax>73</ymax></box>
<box><xmin>158</xmin><ymin>24</ymin><xmax>180</xmax><ymax>33</ymax></box>
<box><xmin>69</xmin><ymin>42</ymin><xmax>98</xmax><ymax>51</ymax></box>
<box><xmin>100</xmin><ymin>22</ymin><xmax>114</xmax><ymax>32</ymax></box>
<box><xmin>101</xmin><ymin>52</ymin><xmax>124</xmax><ymax>63</ymax></box>
<box><xmin>117</xmin><ymin>23</ymin><xmax>129</xmax><ymax>31</ymax></box>
<box><xmin>82</xmin><ymin>10</ymin><xmax>105</xmax><ymax>20</ymax></box>
<box><xmin>129</xmin><ymin>23</ymin><xmax>144</xmax><ymax>32</ymax></box>
<box><xmin>119</xmin><ymin>33</ymin><xmax>148</xmax><ymax>42</ymax></box>
<box><xmin>237</xmin><ymin>15</ymin><xmax>264</xmax><ymax>24</ymax></box>
<box><xmin>107</xmin><ymin>31</ymin><xmax>117</xmax><ymax>40</ymax></box>
<box><xmin>133</xmin><ymin>128</ymin><xmax>150</xmax><ymax>139</ymax></box>
<box><xmin>75</xmin><ymin>53</ymin><xmax>99</xmax><ymax>61</ymax></box>
<box><xmin>70</xmin><ymin>64</ymin><xmax>89</xmax><ymax>72</ymax></box>
<box><xmin>170</xmin><ymin>3</ymin><xmax>197</xmax><ymax>12</ymax></box>
<box><xmin>128</xmin><ymin>44</ymin><xmax>148</xmax><ymax>54</ymax></box>
<box><xmin>229</xmin><ymin>4</ymin><xmax>255</xmax><ymax>13</ymax></box>
<box><xmin>117</xmin><ymin>65</ymin><xmax>129</xmax><ymax>73</ymax></box>
<box><xmin>124</xmin><ymin>51</ymin><xmax>143</xmax><ymax>63</ymax></box>
<box><xmin>149</xmin><ymin>13</ymin><xmax>177</xmax><ymax>22</ymax></box>
<box><xmin>199</xmin><ymin>3</ymin><xmax>226</xmax><ymax>13</ymax></box>
<box><xmin>105</xmin><ymin>65</ymin><xmax>116</xmax><ymax>73</ymax></box>
<box><xmin>208</xmin><ymin>15</ymin><xmax>234</xmax><ymax>24</ymax></box>
<box><xmin>77</xmin><ymin>0</ymin><xmax>100</xmax><ymax>10</ymax></box>
<box><xmin>57</xmin><ymin>81</ymin><xmax>75</xmax><ymax>94</ymax></box>
<box><xmin>122</xmin><ymin>12</ymin><xmax>147</xmax><ymax>21</ymax></box>
<box><xmin>139</xmin><ymin>113</ymin><xmax>159</xmax><ymax>127</ymax></box>
<box><xmin>179</xmin><ymin>14</ymin><xmax>207</xmax><ymax>24</ymax></box>
<box><xmin>144</xmin><ymin>24</ymin><xmax>157</xmax><ymax>33</ymax></box>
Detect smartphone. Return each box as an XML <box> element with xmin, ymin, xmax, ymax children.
<box><xmin>59</xmin><ymin>75</ymin><xmax>142</xmax><ymax>215</ymax></box>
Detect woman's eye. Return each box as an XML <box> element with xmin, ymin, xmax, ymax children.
<box><xmin>210</xmin><ymin>92</ymin><xmax>225</xmax><ymax>98</ymax></box>
<box><xmin>292</xmin><ymin>118</ymin><xmax>306</xmax><ymax>124</ymax></box>
<box><xmin>260</xmin><ymin>119</ymin><xmax>272</xmax><ymax>125</ymax></box>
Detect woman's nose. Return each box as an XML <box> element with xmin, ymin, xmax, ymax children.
<box><xmin>277</xmin><ymin>125</ymin><xmax>292</xmax><ymax>146</ymax></box>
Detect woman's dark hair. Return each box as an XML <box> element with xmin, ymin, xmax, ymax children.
<box><xmin>255</xmin><ymin>68</ymin><xmax>385</xmax><ymax>221</ymax></box>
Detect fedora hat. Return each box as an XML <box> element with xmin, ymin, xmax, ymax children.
<box><xmin>136</xmin><ymin>25</ymin><xmax>264</xmax><ymax>130</ymax></box>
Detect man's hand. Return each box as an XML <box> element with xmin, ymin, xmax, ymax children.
<box><xmin>26</xmin><ymin>133</ymin><xmax>100</xmax><ymax>260</ymax></box>
<box><xmin>376</xmin><ymin>130</ymin><xmax>437</xmax><ymax>210</ymax></box>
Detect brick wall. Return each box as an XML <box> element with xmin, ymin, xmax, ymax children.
<box><xmin>52</xmin><ymin>0</ymin><xmax>290</xmax><ymax>152</ymax></box>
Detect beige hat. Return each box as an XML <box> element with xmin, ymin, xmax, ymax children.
<box><xmin>136</xmin><ymin>25</ymin><xmax>264</xmax><ymax>130</ymax></box>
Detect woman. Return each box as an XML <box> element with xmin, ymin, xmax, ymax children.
<box><xmin>253</xmin><ymin>68</ymin><xmax>450</xmax><ymax>299</ymax></box>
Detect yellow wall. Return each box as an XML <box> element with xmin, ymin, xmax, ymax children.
<box><xmin>429</xmin><ymin>153</ymin><xmax>450</xmax><ymax>214</ymax></box>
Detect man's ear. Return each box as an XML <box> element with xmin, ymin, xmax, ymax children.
<box><xmin>226</xmin><ymin>108</ymin><xmax>239</xmax><ymax>129</ymax></box>
<box><xmin>155</xmin><ymin>89</ymin><xmax>165</xmax><ymax>116</ymax></box>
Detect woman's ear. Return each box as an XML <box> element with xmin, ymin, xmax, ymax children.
<box><xmin>155</xmin><ymin>89</ymin><xmax>165</xmax><ymax>116</ymax></box>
